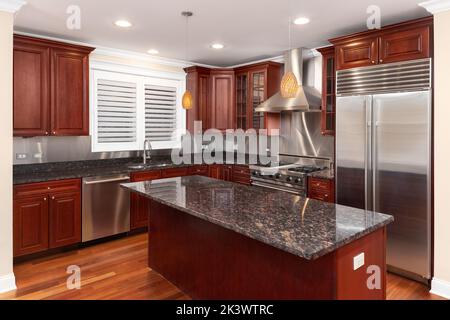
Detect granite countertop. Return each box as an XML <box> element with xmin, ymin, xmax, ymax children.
<box><xmin>12</xmin><ymin>153</ymin><xmax>266</xmax><ymax>185</ymax></box>
<box><xmin>122</xmin><ymin>176</ymin><xmax>393</xmax><ymax>261</ymax></box>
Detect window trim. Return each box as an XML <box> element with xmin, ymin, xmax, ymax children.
<box><xmin>90</xmin><ymin>61</ymin><xmax>186</xmax><ymax>152</ymax></box>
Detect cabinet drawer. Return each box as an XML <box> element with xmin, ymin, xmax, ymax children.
<box><xmin>161</xmin><ymin>167</ymin><xmax>189</xmax><ymax>178</ymax></box>
<box><xmin>131</xmin><ymin>170</ymin><xmax>162</xmax><ymax>182</ymax></box>
<box><xmin>309</xmin><ymin>190</ymin><xmax>333</xmax><ymax>202</ymax></box>
<box><xmin>308</xmin><ymin>177</ymin><xmax>335</xmax><ymax>203</ymax></box>
<box><xmin>233</xmin><ymin>165</ymin><xmax>250</xmax><ymax>175</ymax></box>
<box><xmin>309</xmin><ymin>179</ymin><xmax>332</xmax><ymax>192</ymax></box>
<box><xmin>188</xmin><ymin>165</ymin><xmax>209</xmax><ymax>176</ymax></box>
<box><xmin>14</xmin><ymin>179</ymin><xmax>81</xmax><ymax>199</ymax></box>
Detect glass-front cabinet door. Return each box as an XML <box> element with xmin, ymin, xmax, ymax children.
<box><xmin>236</xmin><ymin>72</ymin><xmax>248</xmax><ymax>130</ymax></box>
<box><xmin>250</xmin><ymin>70</ymin><xmax>266</xmax><ymax>130</ymax></box>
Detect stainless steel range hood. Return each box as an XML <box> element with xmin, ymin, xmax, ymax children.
<box><xmin>255</xmin><ymin>48</ymin><xmax>322</xmax><ymax>112</ymax></box>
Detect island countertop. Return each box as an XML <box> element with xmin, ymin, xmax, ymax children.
<box><xmin>122</xmin><ymin>176</ymin><xmax>393</xmax><ymax>261</ymax></box>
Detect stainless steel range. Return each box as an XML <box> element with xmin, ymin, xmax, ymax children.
<box><xmin>250</xmin><ymin>155</ymin><xmax>332</xmax><ymax>196</ymax></box>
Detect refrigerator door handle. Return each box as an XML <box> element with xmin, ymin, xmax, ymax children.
<box><xmin>365</xmin><ymin>96</ymin><xmax>372</xmax><ymax>211</ymax></box>
<box><xmin>372</xmin><ymin>118</ymin><xmax>379</xmax><ymax>212</ymax></box>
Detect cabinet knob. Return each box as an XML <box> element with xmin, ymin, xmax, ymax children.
<box><xmin>44</xmin><ymin>197</ymin><xmax>47</xmax><ymax>201</ymax></box>
<box><xmin>45</xmin><ymin>132</ymin><xmax>49</xmax><ymax>135</ymax></box>
<box><xmin>52</xmin><ymin>131</ymin><xmax>56</xmax><ymax>135</ymax></box>
<box><xmin>379</xmin><ymin>59</ymin><xmax>383</xmax><ymax>63</ymax></box>
<box><xmin>52</xmin><ymin>196</ymin><xmax>55</xmax><ymax>200</ymax></box>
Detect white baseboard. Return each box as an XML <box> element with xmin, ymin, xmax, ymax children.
<box><xmin>431</xmin><ymin>278</ymin><xmax>450</xmax><ymax>299</ymax></box>
<box><xmin>0</xmin><ymin>273</ymin><xmax>16</xmax><ymax>294</ymax></box>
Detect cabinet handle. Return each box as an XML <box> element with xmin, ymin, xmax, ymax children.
<box><xmin>52</xmin><ymin>131</ymin><xmax>56</xmax><ymax>135</ymax></box>
<box><xmin>47</xmin><ymin>187</ymin><xmax>51</xmax><ymax>190</ymax></box>
<box><xmin>371</xmin><ymin>60</ymin><xmax>375</xmax><ymax>64</ymax></box>
<box><xmin>45</xmin><ymin>132</ymin><xmax>49</xmax><ymax>135</ymax></box>
<box><xmin>51</xmin><ymin>196</ymin><xmax>55</xmax><ymax>200</ymax></box>
<box><xmin>379</xmin><ymin>59</ymin><xmax>383</xmax><ymax>63</ymax></box>
<box><xmin>44</xmin><ymin>197</ymin><xmax>47</xmax><ymax>201</ymax></box>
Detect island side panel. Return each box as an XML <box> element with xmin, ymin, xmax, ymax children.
<box><xmin>335</xmin><ymin>227</ymin><xmax>387</xmax><ymax>300</ymax></box>
<box><xmin>148</xmin><ymin>199</ymin><xmax>337</xmax><ymax>300</ymax></box>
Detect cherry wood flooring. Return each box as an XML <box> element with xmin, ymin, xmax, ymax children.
<box><xmin>0</xmin><ymin>233</ymin><xmax>444</xmax><ymax>300</ymax></box>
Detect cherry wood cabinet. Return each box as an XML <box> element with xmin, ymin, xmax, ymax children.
<box><xmin>184</xmin><ymin>66</ymin><xmax>210</xmax><ymax>132</ymax></box>
<box><xmin>13</xmin><ymin>41</ymin><xmax>50</xmax><ymax>136</ymax></box>
<box><xmin>330</xmin><ymin>17</ymin><xmax>432</xmax><ymax>71</ymax></box>
<box><xmin>161</xmin><ymin>167</ymin><xmax>189</xmax><ymax>178</ymax></box>
<box><xmin>222</xmin><ymin>165</ymin><xmax>234</xmax><ymax>182</ymax></box>
<box><xmin>208</xmin><ymin>165</ymin><xmax>223</xmax><ymax>180</ymax></box>
<box><xmin>335</xmin><ymin>37</ymin><xmax>379</xmax><ymax>70</ymax></box>
<box><xmin>234</xmin><ymin>62</ymin><xmax>282</xmax><ymax>132</ymax></box>
<box><xmin>13</xmin><ymin>195</ymin><xmax>49</xmax><ymax>257</ymax></box>
<box><xmin>317</xmin><ymin>46</ymin><xmax>336</xmax><ymax>136</ymax></box>
<box><xmin>130</xmin><ymin>170</ymin><xmax>162</xmax><ymax>230</ymax></box>
<box><xmin>232</xmin><ymin>165</ymin><xmax>251</xmax><ymax>185</ymax></box>
<box><xmin>210</xmin><ymin>70</ymin><xmax>235</xmax><ymax>131</ymax></box>
<box><xmin>49</xmin><ymin>191</ymin><xmax>81</xmax><ymax>248</ymax></box>
<box><xmin>188</xmin><ymin>165</ymin><xmax>209</xmax><ymax>176</ymax></box>
<box><xmin>50</xmin><ymin>48</ymin><xmax>90</xmax><ymax>135</ymax></box>
<box><xmin>184</xmin><ymin>62</ymin><xmax>282</xmax><ymax>132</ymax></box>
<box><xmin>13</xmin><ymin>179</ymin><xmax>81</xmax><ymax>257</ymax></box>
<box><xmin>308</xmin><ymin>177</ymin><xmax>335</xmax><ymax>203</ymax></box>
<box><xmin>13</xmin><ymin>35</ymin><xmax>94</xmax><ymax>137</ymax></box>
<box><xmin>378</xmin><ymin>25</ymin><xmax>431</xmax><ymax>64</ymax></box>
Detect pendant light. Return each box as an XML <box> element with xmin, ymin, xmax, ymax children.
<box><xmin>182</xmin><ymin>11</ymin><xmax>193</xmax><ymax>110</ymax></box>
<box><xmin>280</xmin><ymin>16</ymin><xmax>299</xmax><ymax>99</ymax></box>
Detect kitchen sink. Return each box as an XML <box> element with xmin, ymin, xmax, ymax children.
<box><xmin>128</xmin><ymin>163</ymin><xmax>171</xmax><ymax>170</ymax></box>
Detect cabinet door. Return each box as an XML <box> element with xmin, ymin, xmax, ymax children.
<box><xmin>210</xmin><ymin>72</ymin><xmax>235</xmax><ymax>131</ymax></box>
<box><xmin>379</xmin><ymin>26</ymin><xmax>430</xmax><ymax>64</ymax></box>
<box><xmin>161</xmin><ymin>167</ymin><xmax>189</xmax><ymax>178</ymax></box>
<box><xmin>130</xmin><ymin>171</ymin><xmax>162</xmax><ymax>230</ymax></box>
<box><xmin>49</xmin><ymin>191</ymin><xmax>81</xmax><ymax>248</ymax></box>
<box><xmin>13</xmin><ymin>41</ymin><xmax>50</xmax><ymax>137</ymax></box>
<box><xmin>222</xmin><ymin>165</ymin><xmax>234</xmax><ymax>182</ymax></box>
<box><xmin>235</xmin><ymin>72</ymin><xmax>249</xmax><ymax>130</ymax></box>
<box><xmin>50</xmin><ymin>48</ymin><xmax>90</xmax><ymax>135</ymax></box>
<box><xmin>13</xmin><ymin>195</ymin><xmax>49</xmax><ymax>257</ymax></box>
<box><xmin>319</xmin><ymin>47</ymin><xmax>336</xmax><ymax>135</ymax></box>
<box><xmin>209</xmin><ymin>165</ymin><xmax>222</xmax><ymax>180</ymax></box>
<box><xmin>249</xmin><ymin>70</ymin><xmax>267</xmax><ymax>129</ymax></box>
<box><xmin>335</xmin><ymin>37</ymin><xmax>378</xmax><ymax>70</ymax></box>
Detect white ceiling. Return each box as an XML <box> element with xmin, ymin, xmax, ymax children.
<box><xmin>14</xmin><ymin>0</ymin><xmax>430</xmax><ymax>67</ymax></box>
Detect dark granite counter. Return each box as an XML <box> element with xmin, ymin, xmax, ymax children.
<box><xmin>122</xmin><ymin>176</ymin><xmax>393</xmax><ymax>260</ymax></box>
<box><xmin>13</xmin><ymin>153</ymin><xmax>264</xmax><ymax>185</ymax></box>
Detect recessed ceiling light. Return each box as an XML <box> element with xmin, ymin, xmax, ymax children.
<box><xmin>293</xmin><ymin>17</ymin><xmax>310</xmax><ymax>25</ymax></box>
<box><xmin>211</xmin><ymin>43</ymin><xmax>225</xmax><ymax>50</ymax></box>
<box><xmin>115</xmin><ymin>20</ymin><xmax>132</xmax><ymax>28</ymax></box>
<box><xmin>147</xmin><ymin>49</ymin><xmax>159</xmax><ymax>55</ymax></box>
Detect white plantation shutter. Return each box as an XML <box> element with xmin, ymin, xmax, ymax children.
<box><xmin>145</xmin><ymin>84</ymin><xmax>178</xmax><ymax>142</ymax></box>
<box><xmin>91</xmin><ymin>65</ymin><xmax>185</xmax><ymax>152</ymax></box>
<box><xmin>97</xmin><ymin>79</ymin><xmax>137</xmax><ymax>143</ymax></box>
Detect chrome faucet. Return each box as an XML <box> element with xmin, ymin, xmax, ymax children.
<box><xmin>143</xmin><ymin>140</ymin><xmax>152</xmax><ymax>164</ymax></box>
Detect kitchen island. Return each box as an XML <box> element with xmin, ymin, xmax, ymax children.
<box><xmin>122</xmin><ymin>176</ymin><xmax>393</xmax><ymax>300</ymax></box>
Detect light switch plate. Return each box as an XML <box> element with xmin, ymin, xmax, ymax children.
<box><xmin>353</xmin><ymin>253</ymin><xmax>365</xmax><ymax>270</ymax></box>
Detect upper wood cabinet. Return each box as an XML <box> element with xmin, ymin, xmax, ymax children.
<box><xmin>317</xmin><ymin>46</ymin><xmax>336</xmax><ymax>136</ymax></box>
<box><xmin>184</xmin><ymin>66</ymin><xmax>211</xmax><ymax>132</ymax></box>
<box><xmin>330</xmin><ymin>17</ymin><xmax>432</xmax><ymax>70</ymax></box>
<box><xmin>13</xmin><ymin>41</ymin><xmax>50</xmax><ymax>136</ymax></box>
<box><xmin>234</xmin><ymin>62</ymin><xmax>282</xmax><ymax>132</ymax></box>
<box><xmin>13</xmin><ymin>35</ymin><xmax>94</xmax><ymax>137</ymax></box>
<box><xmin>210</xmin><ymin>70</ymin><xmax>235</xmax><ymax>131</ymax></box>
<box><xmin>335</xmin><ymin>37</ymin><xmax>378</xmax><ymax>70</ymax></box>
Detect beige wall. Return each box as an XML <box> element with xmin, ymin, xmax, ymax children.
<box><xmin>434</xmin><ymin>9</ymin><xmax>450</xmax><ymax>284</ymax></box>
<box><xmin>0</xmin><ymin>10</ymin><xmax>14</xmax><ymax>289</ymax></box>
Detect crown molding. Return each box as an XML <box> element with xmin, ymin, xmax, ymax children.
<box><xmin>419</xmin><ymin>0</ymin><xmax>450</xmax><ymax>14</ymax></box>
<box><xmin>0</xmin><ymin>0</ymin><xmax>26</xmax><ymax>13</ymax></box>
<box><xmin>14</xmin><ymin>31</ymin><xmax>219</xmax><ymax>69</ymax></box>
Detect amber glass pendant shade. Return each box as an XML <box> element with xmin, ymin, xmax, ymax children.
<box><xmin>280</xmin><ymin>71</ymin><xmax>299</xmax><ymax>98</ymax></box>
<box><xmin>182</xmin><ymin>90</ymin><xmax>193</xmax><ymax>110</ymax></box>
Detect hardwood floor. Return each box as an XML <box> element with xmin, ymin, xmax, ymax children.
<box><xmin>0</xmin><ymin>233</ymin><xmax>444</xmax><ymax>300</ymax></box>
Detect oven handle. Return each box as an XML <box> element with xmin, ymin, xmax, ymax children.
<box><xmin>251</xmin><ymin>181</ymin><xmax>302</xmax><ymax>195</ymax></box>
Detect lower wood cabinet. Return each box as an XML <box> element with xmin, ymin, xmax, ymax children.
<box><xmin>13</xmin><ymin>195</ymin><xmax>49</xmax><ymax>257</ymax></box>
<box><xmin>130</xmin><ymin>170</ymin><xmax>162</xmax><ymax>230</ymax></box>
<box><xmin>308</xmin><ymin>177</ymin><xmax>335</xmax><ymax>203</ymax></box>
<box><xmin>49</xmin><ymin>191</ymin><xmax>81</xmax><ymax>248</ymax></box>
<box><xmin>13</xmin><ymin>179</ymin><xmax>81</xmax><ymax>257</ymax></box>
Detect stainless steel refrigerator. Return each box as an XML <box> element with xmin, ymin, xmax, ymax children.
<box><xmin>335</xmin><ymin>58</ymin><xmax>432</xmax><ymax>283</ymax></box>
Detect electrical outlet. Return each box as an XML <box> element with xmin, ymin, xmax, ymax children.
<box><xmin>33</xmin><ymin>153</ymin><xmax>43</xmax><ymax>159</ymax></box>
<box><xmin>353</xmin><ymin>252</ymin><xmax>365</xmax><ymax>271</ymax></box>
<box><xmin>16</xmin><ymin>153</ymin><xmax>28</xmax><ymax>160</ymax></box>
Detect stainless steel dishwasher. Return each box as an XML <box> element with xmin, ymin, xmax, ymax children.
<box><xmin>82</xmin><ymin>174</ymin><xmax>130</xmax><ymax>242</ymax></box>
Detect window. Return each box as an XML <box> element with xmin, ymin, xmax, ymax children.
<box><xmin>91</xmin><ymin>64</ymin><xmax>185</xmax><ymax>152</ymax></box>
